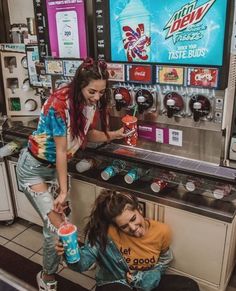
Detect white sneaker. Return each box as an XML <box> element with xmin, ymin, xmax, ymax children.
<box><xmin>36</xmin><ymin>271</ymin><xmax>58</xmax><ymax>291</ymax></box>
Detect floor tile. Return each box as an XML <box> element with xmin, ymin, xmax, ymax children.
<box><xmin>0</xmin><ymin>220</ymin><xmax>29</xmax><ymax>240</ymax></box>
<box><xmin>58</xmin><ymin>267</ymin><xmax>96</xmax><ymax>290</ymax></box>
<box><xmin>12</xmin><ymin>226</ymin><xmax>43</xmax><ymax>252</ymax></box>
<box><xmin>37</xmin><ymin>247</ymin><xmax>43</xmax><ymax>255</ymax></box>
<box><xmin>4</xmin><ymin>241</ymin><xmax>34</xmax><ymax>258</ymax></box>
<box><xmin>29</xmin><ymin>253</ymin><xmax>43</xmax><ymax>266</ymax></box>
<box><xmin>0</xmin><ymin>236</ymin><xmax>8</xmax><ymax>245</ymax></box>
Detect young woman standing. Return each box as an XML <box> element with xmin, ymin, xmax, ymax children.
<box><xmin>16</xmin><ymin>58</ymin><xmax>125</xmax><ymax>291</ymax></box>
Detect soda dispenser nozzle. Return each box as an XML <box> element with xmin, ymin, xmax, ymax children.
<box><xmin>113</xmin><ymin>87</ymin><xmax>131</xmax><ymax>111</ymax></box>
<box><xmin>114</xmin><ymin>93</ymin><xmax>123</xmax><ymax>111</ymax></box>
<box><xmin>189</xmin><ymin>94</ymin><xmax>211</xmax><ymax>122</ymax></box>
<box><xmin>135</xmin><ymin>89</ymin><xmax>154</xmax><ymax>114</ymax></box>
<box><xmin>193</xmin><ymin>101</ymin><xmax>202</xmax><ymax>122</ymax></box>
<box><xmin>166</xmin><ymin>98</ymin><xmax>175</xmax><ymax>118</ymax></box>
<box><xmin>137</xmin><ymin>95</ymin><xmax>146</xmax><ymax>114</ymax></box>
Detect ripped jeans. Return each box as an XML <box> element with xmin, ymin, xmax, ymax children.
<box><xmin>16</xmin><ymin>148</ymin><xmax>68</xmax><ymax>275</ymax></box>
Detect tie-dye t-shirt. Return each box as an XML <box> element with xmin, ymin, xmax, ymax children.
<box><xmin>28</xmin><ymin>86</ymin><xmax>97</xmax><ymax>163</ymax></box>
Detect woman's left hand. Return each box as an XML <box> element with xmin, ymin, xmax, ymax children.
<box><xmin>53</xmin><ymin>193</ymin><xmax>68</xmax><ymax>213</ymax></box>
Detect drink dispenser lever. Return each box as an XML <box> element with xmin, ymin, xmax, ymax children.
<box><xmin>166</xmin><ymin>98</ymin><xmax>175</xmax><ymax>118</ymax></box>
<box><xmin>135</xmin><ymin>89</ymin><xmax>154</xmax><ymax>114</ymax></box>
<box><xmin>114</xmin><ymin>93</ymin><xmax>124</xmax><ymax>111</ymax></box>
<box><xmin>113</xmin><ymin>87</ymin><xmax>131</xmax><ymax>111</ymax></box>
<box><xmin>137</xmin><ymin>95</ymin><xmax>146</xmax><ymax>114</ymax></box>
<box><xmin>193</xmin><ymin>101</ymin><xmax>202</xmax><ymax>122</ymax></box>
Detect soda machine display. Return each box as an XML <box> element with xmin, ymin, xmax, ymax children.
<box><xmin>45</xmin><ymin>0</ymin><xmax>88</xmax><ymax>58</ymax></box>
<box><xmin>108</xmin><ymin>0</ymin><xmax>228</xmax><ymax>66</ymax></box>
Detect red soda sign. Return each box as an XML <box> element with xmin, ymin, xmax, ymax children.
<box><xmin>126</xmin><ymin>65</ymin><xmax>152</xmax><ymax>84</ymax></box>
<box><xmin>188</xmin><ymin>67</ymin><xmax>218</xmax><ymax>87</ymax></box>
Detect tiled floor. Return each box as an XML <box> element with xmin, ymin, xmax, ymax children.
<box><xmin>0</xmin><ymin>218</ymin><xmax>96</xmax><ymax>291</ymax></box>
<box><xmin>0</xmin><ymin>218</ymin><xmax>236</xmax><ymax>291</ymax></box>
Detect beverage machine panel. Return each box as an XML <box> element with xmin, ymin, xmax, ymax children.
<box><xmin>0</xmin><ymin>52</ymin><xmax>42</xmax><ymax>116</ymax></box>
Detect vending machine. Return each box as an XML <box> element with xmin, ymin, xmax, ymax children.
<box><xmin>93</xmin><ymin>0</ymin><xmax>236</xmax><ymax>165</ymax></box>
<box><xmin>33</xmin><ymin>0</ymin><xmax>91</xmax><ymax>59</ymax></box>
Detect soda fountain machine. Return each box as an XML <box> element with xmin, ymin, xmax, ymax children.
<box><xmin>93</xmin><ymin>0</ymin><xmax>236</xmax><ymax>166</ymax></box>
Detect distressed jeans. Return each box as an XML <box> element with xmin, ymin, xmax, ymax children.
<box><xmin>16</xmin><ymin>148</ymin><xmax>67</xmax><ymax>275</ymax></box>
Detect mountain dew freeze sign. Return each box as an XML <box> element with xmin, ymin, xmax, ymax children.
<box><xmin>109</xmin><ymin>0</ymin><xmax>227</xmax><ymax>66</ymax></box>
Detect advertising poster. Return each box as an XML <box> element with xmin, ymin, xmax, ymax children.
<box><xmin>107</xmin><ymin>63</ymin><xmax>125</xmax><ymax>81</ymax></box>
<box><xmin>157</xmin><ymin>66</ymin><xmax>185</xmax><ymax>85</ymax></box>
<box><xmin>63</xmin><ymin>60</ymin><xmax>83</xmax><ymax>76</ymax></box>
<box><xmin>187</xmin><ymin>67</ymin><xmax>218</xmax><ymax>87</ymax></box>
<box><xmin>109</xmin><ymin>0</ymin><xmax>227</xmax><ymax>66</ymax></box>
<box><xmin>46</xmin><ymin>0</ymin><xmax>87</xmax><ymax>58</ymax></box>
<box><xmin>126</xmin><ymin>64</ymin><xmax>153</xmax><ymax>83</ymax></box>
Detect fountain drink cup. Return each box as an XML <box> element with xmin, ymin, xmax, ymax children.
<box><xmin>122</xmin><ymin>115</ymin><xmax>138</xmax><ymax>146</ymax></box>
<box><xmin>124</xmin><ymin>168</ymin><xmax>140</xmax><ymax>184</ymax></box>
<box><xmin>101</xmin><ymin>160</ymin><xmax>126</xmax><ymax>181</ymax></box>
<box><xmin>117</xmin><ymin>0</ymin><xmax>151</xmax><ymax>62</ymax></box>
<box><xmin>58</xmin><ymin>222</ymin><xmax>80</xmax><ymax>264</ymax></box>
<box><xmin>151</xmin><ymin>178</ymin><xmax>167</xmax><ymax>193</ymax></box>
<box><xmin>76</xmin><ymin>159</ymin><xmax>95</xmax><ymax>173</ymax></box>
<box><xmin>101</xmin><ymin>165</ymin><xmax>116</xmax><ymax>181</ymax></box>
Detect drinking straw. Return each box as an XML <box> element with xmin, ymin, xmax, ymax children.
<box><xmin>133</xmin><ymin>104</ymin><xmax>138</xmax><ymax>117</ymax></box>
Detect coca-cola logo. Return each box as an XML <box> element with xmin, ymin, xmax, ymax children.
<box><xmin>134</xmin><ymin>70</ymin><xmax>146</xmax><ymax>77</ymax></box>
<box><xmin>129</xmin><ymin>65</ymin><xmax>152</xmax><ymax>83</ymax></box>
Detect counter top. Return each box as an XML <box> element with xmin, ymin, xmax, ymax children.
<box><xmin>67</xmin><ymin>159</ymin><xmax>236</xmax><ymax>223</ymax></box>
<box><xmin>86</xmin><ymin>143</ymin><xmax>236</xmax><ymax>184</ymax></box>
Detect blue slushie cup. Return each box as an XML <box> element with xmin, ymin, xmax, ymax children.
<box><xmin>58</xmin><ymin>222</ymin><xmax>80</xmax><ymax>264</ymax></box>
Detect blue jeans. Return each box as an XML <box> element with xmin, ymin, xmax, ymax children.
<box><xmin>16</xmin><ymin>148</ymin><xmax>62</xmax><ymax>275</ymax></box>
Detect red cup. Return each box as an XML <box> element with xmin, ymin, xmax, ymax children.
<box><xmin>151</xmin><ymin>179</ymin><xmax>167</xmax><ymax>193</ymax></box>
<box><xmin>121</xmin><ymin>115</ymin><xmax>138</xmax><ymax>146</ymax></box>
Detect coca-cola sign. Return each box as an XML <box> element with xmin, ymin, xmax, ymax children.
<box><xmin>126</xmin><ymin>65</ymin><xmax>153</xmax><ymax>84</ymax></box>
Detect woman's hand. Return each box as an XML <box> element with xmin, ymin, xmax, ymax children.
<box><xmin>53</xmin><ymin>193</ymin><xmax>68</xmax><ymax>213</ymax></box>
<box><xmin>112</xmin><ymin>127</ymin><xmax>126</xmax><ymax>140</ymax></box>
<box><xmin>126</xmin><ymin>271</ymin><xmax>133</xmax><ymax>284</ymax></box>
<box><xmin>55</xmin><ymin>240</ymin><xmax>64</xmax><ymax>256</ymax></box>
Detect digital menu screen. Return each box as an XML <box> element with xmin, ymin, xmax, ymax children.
<box><xmin>46</xmin><ymin>0</ymin><xmax>87</xmax><ymax>58</ymax></box>
<box><xmin>109</xmin><ymin>0</ymin><xmax>228</xmax><ymax>66</ymax></box>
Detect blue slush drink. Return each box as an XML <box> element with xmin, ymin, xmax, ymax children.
<box><xmin>58</xmin><ymin>222</ymin><xmax>80</xmax><ymax>264</ymax></box>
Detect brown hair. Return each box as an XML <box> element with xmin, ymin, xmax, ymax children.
<box><xmin>84</xmin><ymin>189</ymin><xmax>140</xmax><ymax>251</ymax></box>
<box><xmin>68</xmin><ymin>58</ymin><xmax>110</xmax><ymax>142</ymax></box>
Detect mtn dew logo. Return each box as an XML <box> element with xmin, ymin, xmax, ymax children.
<box><xmin>164</xmin><ymin>0</ymin><xmax>215</xmax><ymax>40</ymax></box>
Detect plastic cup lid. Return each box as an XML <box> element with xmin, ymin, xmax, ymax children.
<box><xmin>185</xmin><ymin>181</ymin><xmax>196</xmax><ymax>192</ymax></box>
<box><xmin>213</xmin><ymin>189</ymin><xmax>224</xmax><ymax>199</ymax></box>
<box><xmin>101</xmin><ymin>171</ymin><xmax>110</xmax><ymax>181</ymax></box>
<box><xmin>76</xmin><ymin>159</ymin><xmax>92</xmax><ymax>173</ymax></box>
<box><xmin>124</xmin><ymin>174</ymin><xmax>134</xmax><ymax>184</ymax></box>
<box><xmin>151</xmin><ymin>182</ymin><xmax>161</xmax><ymax>193</ymax></box>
